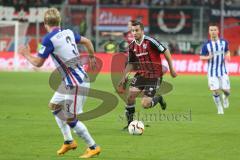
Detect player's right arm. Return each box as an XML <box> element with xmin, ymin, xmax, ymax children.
<box><xmin>119</xmin><ymin>46</ymin><xmax>136</xmax><ymax>84</ymax></box>
<box><xmin>200</xmin><ymin>42</ymin><xmax>213</xmax><ymax>60</ymax></box>
<box><xmin>19</xmin><ymin>34</ymin><xmax>54</xmax><ymax>67</ymax></box>
<box><xmin>18</xmin><ymin>45</ymin><xmax>46</xmax><ymax>67</ymax></box>
<box><xmin>119</xmin><ymin>63</ymin><xmax>134</xmax><ymax>84</ymax></box>
<box><xmin>117</xmin><ymin>63</ymin><xmax>133</xmax><ymax>93</ymax></box>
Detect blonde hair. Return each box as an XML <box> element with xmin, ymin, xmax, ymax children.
<box><xmin>44</xmin><ymin>8</ymin><xmax>61</xmax><ymax>26</ymax></box>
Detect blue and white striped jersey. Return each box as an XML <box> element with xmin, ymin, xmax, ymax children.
<box><xmin>201</xmin><ymin>39</ymin><xmax>229</xmax><ymax>77</ymax></box>
<box><xmin>38</xmin><ymin>27</ymin><xmax>88</xmax><ymax>86</ymax></box>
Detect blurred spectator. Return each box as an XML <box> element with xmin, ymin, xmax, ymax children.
<box><xmin>48</xmin><ymin>0</ymin><xmax>63</xmax><ymax>4</ymax></box>
<box><xmin>112</xmin><ymin>0</ymin><xmax>121</xmax><ymax>5</ymax></box>
<box><xmin>123</xmin><ymin>20</ymin><xmax>135</xmax><ymax>44</ymax></box>
<box><xmin>225</xmin><ymin>0</ymin><xmax>233</xmax><ymax>6</ymax></box>
<box><xmin>150</xmin><ymin>0</ymin><xmax>165</xmax><ymax>5</ymax></box>
<box><xmin>99</xmin><ymin>0</ymin><xmax>238</xmax><ymax>6</ymax></box>
<box><xmin>2</xmin><ymin>0</ymin><xmax>238</xmax><ymax>6</ymax></box>
<box><xmin>234</xmin><ymin>45</ymin><xmax>240</xmax><ymax>56</ymax></box>
<box><xmin>79</xmin><ymin>16</ymin><xmax>87</xmax><ymax>36</ymax></box>
<box><xmin>104</xmin><ymin>38</ymin><xmax>118</xmax><ymax>53</ymax></box>
<box><xmin>139</xmin><ymin>0</ymin><xmax>149</xmax><ymax>6</ymax></box>
<box><xmin>120</xmin><ymin>0</ymin><xmax>129</xmax><ymax>6</ymax></box>
<box><xmin>172</xmin><ymin>0</ymin><xmax>182</xmax><ymax>6</ymax></box>
<box><xmin>168</xmin><ymin>40</ymin><xmax>181</xmax><ymax>54</ymax></box>
<box><xmin>209</xmin><ymin>0</ymin><xmax>220</xmax><ymax>7</ymax></box>
<box><xmin>119</xmin><ymin>20</ymin><xmax>136</xmax><ymax>53</ymax></box>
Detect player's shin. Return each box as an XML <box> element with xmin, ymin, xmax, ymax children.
<box><xmin>125</xmin><ymin>105</ymin><xmax>135</xmax><ymax>126</ymax></box>
<box><xmin>151</xmin><ymin>96</ymin><xmax>161</xmax><ymax>107</ymax></box>
<box><xmin>151</xmin><ymin>95</ymin><xmax>167</xmax><ymax>110</ymax></box>
<box><xmin>222</xmin><ymin>91</ymin><xmax>230</xmax><ymax>108</ymax></box>
<box><xmin>68</xmin><ymin>119</ymin><xmax>96</xmax><ymax>148</ymax></box>
<box><xmin>52</xmin><ymin>109</ymin><xmax>73</xmax><ymax>142</ymax></box>
<box><xmin>212</xmin><ymin>94</ymin><xmax>224</xmax><ymax>114</ymax></box>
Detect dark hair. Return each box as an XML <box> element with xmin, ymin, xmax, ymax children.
<box><xmin>130</xmin><ymin>20</ymin><xmax>136</xmax><ymax>23</ymax></box>
<box><xmin>132</xmin><ymin>21</ymin><xmax>144</xmax><ymax>30</ymax></box>
<box><xmin>208</xmin><ymin>22</ymin><xmax>219</xmax><ymax>28</ymax></box>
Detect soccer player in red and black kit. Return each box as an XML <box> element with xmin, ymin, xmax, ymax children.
<box><xmin>118</xmin><ymin>21</ymin><xmax>177</xmax><ymax>129</ymax></box>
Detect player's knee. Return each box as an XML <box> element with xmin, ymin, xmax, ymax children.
<box><xmin>212</xmin><ymin>90</ymin><xmax>221</xmax><ymax>95</ymax></box>
<box><xmin>141</xmin><ymin>99</ymin><xmax>151</xmax><ymax>109</ymax></box>
<box><xmin>67</xmin><ymin>118</ymin><xmax>78</xmax><ymax>128</ymax></box>
<box><xmin>223</xmin><ymin>90</ymin><xmax>230</xmax><ymax>96</ymax></box>
<box><xmin>48</xmin><ymin>103</ymin><xmax>62</xmax><ymax>111</ymax></box>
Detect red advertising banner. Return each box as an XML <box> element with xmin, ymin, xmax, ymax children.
<box><xmin>1</xmin><ymin>52</ymin><xmax>240</xmax><ymax>76</ymax></box>
<box><xmin>98</xmin><ymin>8</ymin><xmax>148</xmax><ymax>31</ymax></box>
<box><xmin>169</xmin><ymin>54</ymin><xmax>240</xmax><ymax>76</ymax></box>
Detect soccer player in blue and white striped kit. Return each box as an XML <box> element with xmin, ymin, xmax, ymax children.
<box><xmin>19</xmin><ymin>8</ymin><xmax>100</xmax><ymax>158</ymax></box>
<box><xmin>200</xmin><ymin>24</ymin><xmax>231</xmax><ymax>115</ymax></box>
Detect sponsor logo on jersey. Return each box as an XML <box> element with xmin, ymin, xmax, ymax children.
<box><xmin>143</xmin><ymin>43</ymin><xmax>147</xmax><ymax>49</ymax></box>
<box><xmin>136</xmin><ymin>52</ymin><xmax>148</xmax><ymax>57</ymax></box>
<box><xmin>39</xmin><ymin>45</ymin><xmax>46</xmax><ymax>54</ymax></box>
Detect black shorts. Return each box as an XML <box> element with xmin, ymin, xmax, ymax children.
<box><xmin>129</xmin><ymin>74</ymin><xmax>162</xmax><ymax>97</ymax></box>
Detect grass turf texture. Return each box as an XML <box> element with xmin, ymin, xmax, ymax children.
<box><xmin>0</xmin><ymin>72</ymin><xmax>239</xmax><ymax>160</ymax></box>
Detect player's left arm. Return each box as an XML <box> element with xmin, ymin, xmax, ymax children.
<box><xmin>18</xmin><ymin>45</ymin><xmax>46</xmax><ymax>67</ymax></box>
<box><xmin>225</xmin><ymin>50</ymin><xmax>231</xmax><ymax>61</ymax></box>
<box><xmin>149</xmin><ymin>37</ymin><xmax>177</xmax><ymax>78</ymax></box>
<box><xmin>79</xmin><ymin>36</ymin><xmax>96</xmax><ymax>70</ymax></box>
<box><xmin>225</xmin><ymin>41</ymin><xmax>231</xmax><ymax>61</ymax></box>
<box><xmin>163</xmin><ymin>49</ymin><xmax>177</xmax><ymax>78</ymax></box>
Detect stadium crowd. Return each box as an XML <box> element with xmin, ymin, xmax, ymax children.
<box><xmin>100</xmin><ymin>0</ymin><xmax>236</xmax><ymax>7</ymax></box>
<box><xmin>0</xmin><ymin>0</ymin><xmax>237</xmax><ymax>6</ymax></box>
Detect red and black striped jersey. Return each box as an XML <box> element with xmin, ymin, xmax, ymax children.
<box><xmin>128</xmin><ymin>35</ymin><xmax>167</xmax><ymax>78</ymax></box>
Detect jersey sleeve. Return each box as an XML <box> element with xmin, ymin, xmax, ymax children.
<box><xmin>200</xmin><ymin>43</ymin><xmax>209</xmax><ymax>56</ymax></box>
<box><xmin>37</xmin><ymin>35</ymin><xmax>54</xmax><ymax>59</ymax></box>
<box><xmin>149</xmin><ymin>38</ymin><xmax>167</xmax><ymax>54</ymax></box>
<box><xmin>74</xmin><ymin>32</ymin><xmax>81</xmax><ymax>43</ymax></box>
<box><xmin>224</xmin><ymin>40</ymin><xmax>229</xmax><ymax>52</ymax></box>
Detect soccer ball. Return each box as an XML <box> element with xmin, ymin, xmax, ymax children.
<box><xmin>128</xmin><ymin>120</ymin><xmax>144</xmax><ymax>135</ymax></box>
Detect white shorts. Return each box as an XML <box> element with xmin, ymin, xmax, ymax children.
<box><xmin>50</xmin><ymin>81</ymin><xmax>90</xmax><ymax>117</ymax></box>
<box><xmin>208</xmin><ymin>74</ymin><xmax>230</xmax><ymax>90</ymax></box>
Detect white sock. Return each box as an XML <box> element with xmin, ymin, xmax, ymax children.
<box><xmin>222</xmin><ymin>92</ymin><xmax>230</xmax><ymax>108</ymax></box>
<box><xmin>213</xmin><ymin>94</ymin><xmax>224</xmax><ymax>114</ymax></box>
<box><xmin>72</xmin><ymin>121</ymin><xmax>95</xmax><ymax>147</ymax></box>
<box><xmin>53</xmin><ymin>110</ymin><xmax>73</xmax><ymax>141</ymax></box>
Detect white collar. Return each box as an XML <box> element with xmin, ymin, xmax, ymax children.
<box><xmin>134</xmin><ymin>35</ymin><xmax>145</xmax><ymax>46</ymax></box>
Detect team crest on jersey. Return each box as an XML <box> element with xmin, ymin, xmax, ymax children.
<box><xmin>143</xmin><ymin>43</ymin><xmax>147</xmax><ymax>49</ymax></box>
<box><xmin>38</xmin><ymin>45</ymin><xmax>46</xmax><ymax>54</ymax></box>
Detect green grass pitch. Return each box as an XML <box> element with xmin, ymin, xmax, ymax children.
<box><xmin>0</xmin><ymin>72</ymin><xmax>239</xmax><ymax>160</ymax></box>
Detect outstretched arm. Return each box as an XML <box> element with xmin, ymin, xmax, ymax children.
<box><xmin>120</xmin><ymin>63</ymin><xmax>134</xmax><ymax>83</ymax></box>
<box><xmin>19</xmin><ymin>45</ymin><xmax>45</xmax><ymax>67</ymax></box>
<box><xmin>117</xmin><ymin>63</ymin><xmax>134</xmax><ymax>93</ymax></box>
<box><xmin>163</xmin><ymin>49</ymin><xmax>177</xmax><ymax>78</ymax></box>
<box><xmin>80</xmin><ymin>36</ymin><xmax>96</xmax><ymax>70</ymax></box>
